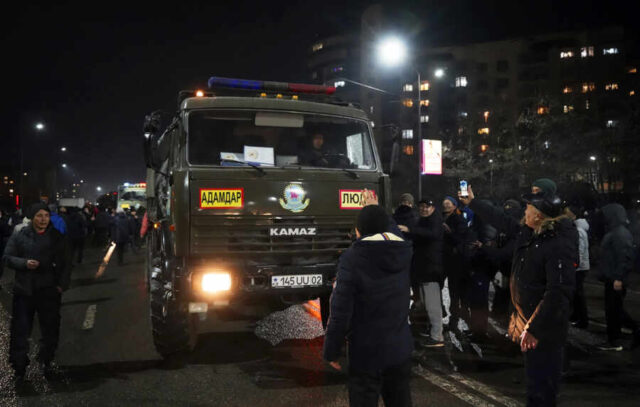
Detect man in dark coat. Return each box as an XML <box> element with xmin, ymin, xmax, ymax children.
<box><xmin>405</xmin><ymin>199</ymin><xmax>445</xmax><ymax>347</ymax></box>
<box><xmin>110</xmin><ymin>208</ymin><xmax>134</xmax><ymax>266</ymax></box>
<box><xmin>66</xmin><ymin>207</ymin><xmax>88</xmax><ymax>264</ymax></box>
<box><xmin>393</xmin><ymin>193</ymin><xmax>417</xmax><ymax>241</ymax></box>
<box><xmin>442</xmin><ymin>196</ymin><xmax>471</xmax><ymax>332</ymax></box>
<box><xmin>94</xmin><ymin>208</ymin><xmax>110</xmax><ymax>247</ymax></box>
<box><xmin>596</xmin><ymin>203</ymin><xmax>640</xmax><ymax>350</ymax></box>
<box><xmin>2</xmin><ymin>203</ymin><xmax>71</xmax><ymax>382</ymax></box>
<box><xmin>460</xmin><ymin>187</ymin><xmax>576</xmax><ymax>407</ymax></box>
<box><xmin>323</xmin><ymin>204</ymin><xmax>414</xmax><ymax>407</ymax></box>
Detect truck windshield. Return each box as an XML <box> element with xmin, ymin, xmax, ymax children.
<box><xmin>188</xmin><ymin>110</ymin><xmax>376</xmax><ymax>170</ymax></box>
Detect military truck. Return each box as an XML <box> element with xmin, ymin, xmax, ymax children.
<box><xmin>142</xmin><ymin>77</ymin><xmax>391</xmax><ymax>358</ymax></box>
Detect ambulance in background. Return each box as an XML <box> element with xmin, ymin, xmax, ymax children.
<box><xmin>116</xmin><ymin>182</ymin><xmax>146</xmax><ymax>210</ymax></box>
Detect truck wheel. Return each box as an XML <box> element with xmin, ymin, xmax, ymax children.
<box><xmin>319</xmin><ymin>294</ymin><xmax>330</xmax><ymax>330</ymax></box>
<box><xmin>150</xmin><ymin>278</ymin><xmax>197</xmax><ymax>359</ymax></box>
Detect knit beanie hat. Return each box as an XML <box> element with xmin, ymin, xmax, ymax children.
<box><xmin>532</xmin><ymin>178</ymin><xmax>557</xmax><ymax>196</ymax></box>
<box><xmin>356</xmin><ymin>205</ymin><xmax>389</xmax><ymax>237</ymax></box>
<box><xmin>399</xmin><ymin>193</ymin><xmax>415</xmax><ymax>206</ymax></box>
<box><xmin>28</xmin><ymin>203</ymin><xmax>51</xmax><ymax>220</ymax></box>
<box><xmin>444</xmin><ymin>196</ymin><xmax>458</xmax><ymax>207</ymax></box>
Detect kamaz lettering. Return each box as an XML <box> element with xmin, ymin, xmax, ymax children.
<box><xmin>270</xmin><ymin>227</ymin><xmax>317</xmax><ymax>237</ymax></box>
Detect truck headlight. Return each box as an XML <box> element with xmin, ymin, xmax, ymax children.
<box><xmin>201</xmin><ymin>272</ymin><xmax>232</xmax><ymax>293</ymax></box>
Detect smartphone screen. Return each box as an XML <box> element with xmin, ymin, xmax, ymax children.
<box><xmin>460</xmin><ymin>180</ymin><xmax>468</xmax><ymax>197</ymax></box>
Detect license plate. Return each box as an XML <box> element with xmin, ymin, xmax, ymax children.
<box><xmin>271</xmin><ymin>274</ymin><xmax>323</xmax><ymax>288</ymax></box>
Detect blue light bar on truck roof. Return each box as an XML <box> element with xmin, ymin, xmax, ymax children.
<box><xmin>208</xmin><ymin>76</ymin><xmax>336</xmax><ymax>95</ymax></box>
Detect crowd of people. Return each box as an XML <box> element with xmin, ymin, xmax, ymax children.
<box><xmin>0</xmin><ymin>201</ymin><xmax>146</xmax><ymax>387</ymax></box>
<box><xmin>323</xmin><ymin>180</ymin><xmax>640</xmax><ymax>407</ymax></box>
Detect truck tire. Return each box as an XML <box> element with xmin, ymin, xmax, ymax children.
<box><xmin>150</xmin><ymin>278</ymin><xmax>197</xmax><ymax>359</ymax></box>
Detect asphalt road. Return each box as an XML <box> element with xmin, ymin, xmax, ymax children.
<box><xmin>0</xmin><ymin>244</ymin><xmax>639</xmax><ymax>406</ymax></box>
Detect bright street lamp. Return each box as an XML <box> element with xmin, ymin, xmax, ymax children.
<box><xmin>35</xmin><ymin>123</ymin><xmax>45</xmax><ymax>131</ymax></box>
<box><xmin>434</xmin><ymin>68</ymin><xmax>445</xmax><ymax>78</ymax></box>
<box><xmin>96</xmin><ymin>186</ymin><xmax>102</xmax><ymax>192</ymax></box>
<box><xmin>61</xmin><ymin>163</ymin><xmax>67</xmax><ymax>168</ymax></box>
<box><xmin>60</xmin><ymin>147</ymin><xmax>67</xmax><ymax>152</ymax></box>
<box><xmin>590</xmin><ymin>156</ymin><xmax>597</xmax><ymax>161</ymax></box>
<box><xmin>376</xmin><ymin>37</ymin><xmax>408</xmax><ymax>68</ymax></box>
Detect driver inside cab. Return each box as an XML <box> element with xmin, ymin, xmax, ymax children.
<box><xmin>299</xmin><ymin>132</ymin><xmax>330</xmax><ymax>167</ymax></box>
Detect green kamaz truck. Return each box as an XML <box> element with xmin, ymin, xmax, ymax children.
<box><xmin>143</xmin><ymin>77</ymin><xmax>391</xmax><ymax>358</ymax></box>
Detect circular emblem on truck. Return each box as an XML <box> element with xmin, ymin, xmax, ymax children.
<box><xmin>279</xmin><ymin>183</ymin><xmax>310</xmax><ymax>213</ymax></box>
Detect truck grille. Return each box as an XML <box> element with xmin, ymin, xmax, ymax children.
<box><xmin>190</xmin><ymin>216</ymin><xmax>354</xmax><ymax>262</ymax></box>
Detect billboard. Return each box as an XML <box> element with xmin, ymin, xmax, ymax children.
<box><xmin>421</xmin><ymin>139</ymin><xmax>442</xmax><ymax>175</ymax></box>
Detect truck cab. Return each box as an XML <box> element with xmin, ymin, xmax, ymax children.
<box><xmin>143</xmin><ymin>77</ymin><xmax>391</xmax><ymax>358</ymax></box>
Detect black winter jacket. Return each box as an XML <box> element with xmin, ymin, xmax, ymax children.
<box><xmin>110</xmin><ymin>213</ymin><xmax>134</xmax><ymax>244</ymax></box>
<box><xmin>599</xmin><ymin>203</ymin><xmax>635</xmax><ymax>283</ymax></box>
<box><xmin>409</xmin><ymin>212</ymin><xmax>444</xmax><ymax>284</ymax></box>
<box><xmin>323</xmin><ymin>231</ymin><xmax>413</xmax><ymax>372</ymax></box>
<box><xmin>2</xmin><ymin>224</ymin><xmax>71</xmax><ymax>296</ymax></box>
<box><xmin>393</xmin><ymin>205</ymin><xmax>417</xmax><ymax>241</ymax></box>
<box><xmin>470</xmin><ymin>199</ymin><xmax>577</xmax><ymax>346</ymax></box>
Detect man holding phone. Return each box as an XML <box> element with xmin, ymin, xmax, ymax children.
<box><xmin>2</xmin><ymin>203</ymin><xmax>71</xmax><ymax>385</ymax></box>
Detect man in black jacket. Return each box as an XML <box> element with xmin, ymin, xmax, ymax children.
<box><xmin>460</xmin><ymin>187</ymin><xmax>576</xmax><ymax>407</ymax></box>
<box><xmin>402</xmin><ymin>199</ymin><xmax>445</xmax><ymax>347</ymax></box>
<box><xmin>324</xmin><ymin>203</ymin><xmax>414</xmax><ymax>407</ymax></box>
<box><xmin>597</xmin><ymin>203</ymin><xmax>640</xmax><ymax>350</ymax></box>
<box><xmin>2</xmin><ymin>203</ymin><xmax>71</xmax><ymax>382</ymax></box>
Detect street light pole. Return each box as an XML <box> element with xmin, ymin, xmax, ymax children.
<box><xmin>416</xmin><ymin>70</ymin><xmax>422</xmax><ymax>200</ymax></box>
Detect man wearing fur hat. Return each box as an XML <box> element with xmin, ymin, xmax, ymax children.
<box><xmin>2</xmin><ymin>203</ymin><xmax>71</xmax><ymax>384</ymax></box>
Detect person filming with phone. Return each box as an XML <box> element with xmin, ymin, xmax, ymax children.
<box><xmin>457</xmin><ymin>184</ymin><xmax>576</xmax><ymax>406</ymax></box>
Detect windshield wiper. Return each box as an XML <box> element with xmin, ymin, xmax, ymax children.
<box><xmin>220</xmin><ymin>158</ymin><xmax>266</xmax><ymax>176</ymax></box>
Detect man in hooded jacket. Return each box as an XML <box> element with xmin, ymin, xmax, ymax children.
<box><xmin>2</xmin><ymin>203</ymin><xmax>71</xmax><ymax>383</ymax></box>
<box><xmin>596</xmin><ymin>203</ymin><xmax>640</xmax><ymax>350</ymax></box>
<box><xmin>324</xmin><ymin>203</ymin><xmax>414</xmax><ymax>407</ymax></box>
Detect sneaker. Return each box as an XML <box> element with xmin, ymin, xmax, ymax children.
<box><xmin>596</xmin><ymin>342</ymin><xmax>623</xmax><ymax>351</ymax></box>
<box><xmin>420</xmin><ymin>337</ymin><xmax>445</xmax><ymax>348</ymax></box>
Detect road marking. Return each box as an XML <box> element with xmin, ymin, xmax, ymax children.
<box><xmin>413</xmin><ymin>365</ymin><xmax>495</xmax><ymax>406</ymax></box>
<box><xmin>446</xmin><ymin>371</ymin><xmax>523</xmax><ymax>407</ymax></box>
<box><xmin>82</xmin><ymin>304</ymin><xmax>97</xmax><ymax>330</ymax></box>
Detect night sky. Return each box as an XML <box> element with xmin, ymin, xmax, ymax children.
<box><xmin>2</xmin><ymin>0</ymin><xmax>637</xmax><ymax>196</ymax></box>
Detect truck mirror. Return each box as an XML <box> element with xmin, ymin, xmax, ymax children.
<box><xmin>143</xmin><ymin>112</ymin><xmax>162</xmax><ymax>170</ymax></box>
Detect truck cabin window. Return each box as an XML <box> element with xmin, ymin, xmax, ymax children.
<box><xmin>188</xmin><ymin>110</ymin><xmax>375</xmax><ymax>170</ymax></box>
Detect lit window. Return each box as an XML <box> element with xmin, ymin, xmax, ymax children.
<box><xmin>560</xmin><ymin>51</ymin><xmax>574</xmax><ymax>59</ymax></box>
<box><xmin>537</xmin><ymin>106</ymin><xmax>550</xmax><ymax>115</ymax></box>
<box><xmin>563</xmin><ymin>105</ymin><xmax>574</xmax><ymax>113</ymax></box>
<box><xmin>420</xmin><ymin>115</ymin><xmax>429</xmax><ymax>123</ymax></box>
<box><xmin>9</xmin><ymin>189</ymin><xmax>14</xmax><ymax>193</ymax></box>
<box><xmin>477</xmin><ymin>128</ymin><xmax>490</xmax><ymax>135</ymax></box>
<box><xmin>480</xmin><ymin>144</ymin><xmax>489</xmax><ymax>152</ymax></box>
<box><xmin>459</xmin><ymin>111</ymin><xmax>468</xmax><ymax>118</ymax></box>
<box><xmin>403</xmin><ymin>84</ymin><xmax>413</xmax><ymax>92</ymax></box>
<box><xmin>544</xmin><ymin>141</ymin><xmax>550</xmax><ymax>149</ymax></box>
<box><xmin>629</xmin><ymin>67</ymin><xmax>638</xmax><ymax>74</ymax></box>
<box><xmin>420</xmin><ymin>81</ymin><xmax>430</xmax><ymax>91</ymax></box>
<box><xmin>402</xmin><ymin>99</ymin><xmax>414</xmax><ymax>108</ymax></box>
<box><xmin>402</xmin><ymin>129</ymin><xmax>414</xmax><ymax>139</ymax></box>
<box><xmin>605</xmin><ymin>83</ymin><xmax>619</xmax><ymax>91</ymax></box>
<box><xmin>334</xmin><ymin>81</ymin><xmax>345</xmax><ymax>88</ymax></box>
<box><xmin>455</xmin><ymin>76</ymin><xmax>468</xmax><ymax>87</ymax></box>
<box><xmin>312</xmin><ymin>43</ymin><xmax>323</xmax><ymax>52</ymax></box>
<box><xmin>603</xmin><ymin>47</ymin><xmax>619</xmax><ymax>55</ymax></box>
<box><xmin>403</xmin><ymin>145</ymin><xmax>414</xmax><ymax>155</ymax></box>
<box><xmin>606</xmin><ymin>120</ymin><xmax>619</xmax><ymax>128</ymax></box>
<box><xmin>483</xmin><ymin>111</ymin><xmax>490</xmax><ymax>122</ymax></box>
<box><xmin>582</xmin><ymin>82</ymin><xmax>596</xmax><ymax>93</ymax></box>
<box><xmin>585</xmin><ymin>99</ymin><xmax>590</xmax><ymax>110</ymax></box>
<box><xmin>370</xmin><ymin>106</ymin><xmax>374</xmax><ymax>114</ymax></box>
<box><xmin>631</xmin><ymin>90</ymin><xmax>636</xmax><ymax>96</ymax></box>
<box><xmin>420</xmin><ymin>100</ymin><xmax>430</xmax><ymax>107</ymax></box>
<box><xmin>562</xmin><ymin>86</ymin><xmax>573</xmax><ymax>94</ymax></box>
<box><xmin>580</xmin><ymin>46</ymin><xmax>594</xmax><ymax>57</ymax></box>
